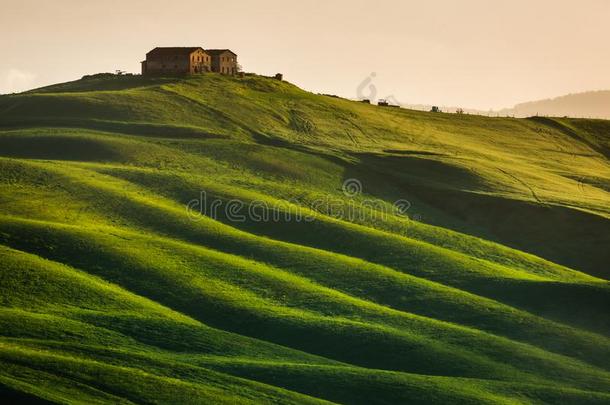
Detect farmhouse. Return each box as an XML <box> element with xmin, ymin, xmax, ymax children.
<box><xmin>206</xmin><ymin>49</ymin><xmax>239</xmax><ymax>75</ymax></box>
<box><xmin>141</xmin><ymin>47</ymin><xmax>238</xmax><ymax>75</ymax></box>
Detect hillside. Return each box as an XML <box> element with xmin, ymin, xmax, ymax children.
<box><xmin>0</xmin><ymin>73</ymin><xmax>609</xmax><ymax>404</ymax></box>
<box><xmin>498</xmin><ymin>90</ymin><xmax>610</xmax><ymax>119</ymax></box>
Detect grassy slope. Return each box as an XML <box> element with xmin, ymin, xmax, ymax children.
<box><xmin>0</xmin><ymin>73</ymin><xmax>608</xmax><ymax>404</ymax></box>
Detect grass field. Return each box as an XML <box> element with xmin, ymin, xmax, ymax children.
<box><xmin>0</xmin><ymin>72</ymin><xmax>609</xmax><ymax>404</ymax></box>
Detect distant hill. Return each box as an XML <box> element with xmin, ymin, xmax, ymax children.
<box><xmin>402</xmin><ymin>90</ymin><xmax>610</xmax><ymax>119</ymax></box>
<box><xmin>499</xmin><ymin>90</ymin><xmax>610</xmax><ymax>119</ymax></box>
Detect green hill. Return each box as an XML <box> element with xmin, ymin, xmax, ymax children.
<box><xmin>0</xmin><ymin>73</ymin><xmax>609</xmax><ymax>404</ymax></box>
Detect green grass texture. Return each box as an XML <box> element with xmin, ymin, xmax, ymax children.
<box><xmin>0</xmin><ymin>73</ymin><xmax>608</xmax><ymax>404</ymax></box>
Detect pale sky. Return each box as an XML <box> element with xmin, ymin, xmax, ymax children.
<box><xmin>1</xmin><ymin>0</ymin><xmax>609</xmax><ymax>110</ymax></box>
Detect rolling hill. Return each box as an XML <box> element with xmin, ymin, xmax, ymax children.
<box><xmin>404</xmin><ymin>90</ymin><xmax>610</xmax><ymax>120</ymax></box>
<box><xmin>0</xmin><ymin>72</ymin><xmax>609</xmax><ymax>404</ymax></box>
<box><xmin>498</xmin><ymin>90</ymin><xmax>610</xmax><ymax>120</ymax></box>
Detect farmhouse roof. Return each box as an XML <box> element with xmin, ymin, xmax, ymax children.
<box><xmin>146</xmin><ymin>47</ymin><xmax>205</xmax><ymax>57</ymax></box>
<box><xmin>205</xmin><ymin>49</ymin><xmax>237</xmax><ymax>56</ymax></box>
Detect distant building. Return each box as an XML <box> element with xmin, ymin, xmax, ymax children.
<box><xmin>205</xmin><ymin>49</ymin><xmax>238</xmax><ymax>75</ymax></box>
<box><xmin>141</xmin><ymin>47</ymin><xmax>237</xmax><ymax>75</ymax></box>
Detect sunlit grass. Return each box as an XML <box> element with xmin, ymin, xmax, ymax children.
<box><xmin>0</xmin><ymin>73</ymin><xmax>608</xmax><ymax>403</ymax></box>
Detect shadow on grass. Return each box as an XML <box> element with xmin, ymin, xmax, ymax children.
<box><xmin>0</xmin><ymin>119</ymin><xmax>228</xmax><ymax>140</ymax></box>
<box><xmin>342</xmin><ymin>152</ymin><xmax>610</xmax><ymax>280</ymax></box>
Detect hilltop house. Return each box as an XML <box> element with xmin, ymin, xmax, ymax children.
<box><xmin>141</xmin><ymin>47</ymin><xmax>238</xmax><ymax>75</ymax></box>
<box><xmin>205</xmin><ymin>49</ymin><xmax>238</xmax><ymax>75</ymax></box>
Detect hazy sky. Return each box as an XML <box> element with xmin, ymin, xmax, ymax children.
<box><xmin>1</xmin><ymin>0</ymin><xmax>609</xmax><ymax>109</ymax></box>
